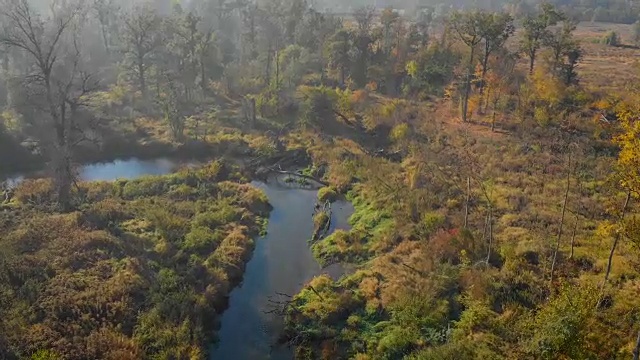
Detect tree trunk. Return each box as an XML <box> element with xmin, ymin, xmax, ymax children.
<box><xmin>633</xmin><ymin>329</ymin><xmax>640</xmax><ymax>360</ymax></box>
<box><xmin>482</xmin><ymin>211</ymin><xmax>488</xmax><ymax>240</ymax></box>
<box><xmin>486</xmin><ymin>205</ymin><xmax>493</xmax><ymax>264</ymax></box>
<box><xmin>569</xmin><ymin>213</ymin><xmax>578</xmax><ymax>260</ymax></box>
<box><xmin>478</xmin><ymin>44</ymin><xmax>489</xmax><ymax>112</ymax></box>
<box><xmin>45</xmin><ymin>75</ymin><xmax>72</xmax><ymax>210</ymax></box>
<box><xmin>265</xmin><ymin>47</ymin><xmax>272</xmax><ymax>87</ymax></box>
<box><xmin>491</xmin><ymin>107</ymin><xmax>497</xmax><ymax>132</ymax></box>
<box><xmin>550</xmin><ymin>153</ymin><xmax>572</xmax><ymax>283</ymax></box>
<box><xmin>275</xmin><ymin>49</ymin><xmax>279</xmax><ymax>87</ymax></box>
<box><xmin>528</xmin><ymin>50</ymin><xmax>536</xmax><ymax>75</ymax></box>
<box><xmin>602</xmin><ymin>191</ymin><xmax>632</xmax><ymax>286</ymax></box>
<box><xmin>200</xmin><ymin>56</ymin><xmax>207</xmax><ymax>94</ymax></box>
<box><xmin>462</xmin><ymin>47</ymin><xmax>475</xmax><ymax>122</ymax></box>
<box><xmin>53</xmin><ymin>108</ymin><xmax>72</xmax><ymax>211</ymax></box>
<box><xmin>250</xmin><ymin>98</ymin><xmax>256</xmax><ymax>128</ymax></box>
<box><xmin>53</xmin><ymin>145</ymin><xmax>72</xmax><ymax>211</ymax></box>
<box><xmin>464</xmin><ymin>176</ymin><xmax>470</xmax><ymax>229</ymax></box>
<box><xmin>137</xmin><ymin>57</ymin><xmax>146</xmax><ymax>96</ymax></box>
<box><xmin>101</xmin><ymin>24</ymin><xmax>110</xmax><ymax>55</ymax></box>
<box><xmin>479</xmin><ymin>45</ymin><xmax>489</xmax><ymax>95</ymax></box>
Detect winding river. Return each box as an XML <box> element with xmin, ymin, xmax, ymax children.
<box><xmin>3</xmin><ymin>158</ymin><xmax>354</xmax><ymax>360</ymax></box>
<box><xmin>211</xmin><ymin>176</ymin><xmax>354</xmax><ymax>360</ymax></box>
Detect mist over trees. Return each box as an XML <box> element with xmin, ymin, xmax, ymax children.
<box><xmin>1</xmin><ymin>0</ymin><xmax>640</xmax><ymax>359</ymax></box>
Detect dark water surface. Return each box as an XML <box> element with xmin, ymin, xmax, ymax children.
<box><xmin>210</xmin><ymin>175</ymin><xmax>354</xmax><ymax>360</ymax></box>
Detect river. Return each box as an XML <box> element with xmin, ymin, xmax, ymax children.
<box><xmin>211</xmin><ymin>176</ymin><xmax>354</xmax><ymax>360</ymax></box>
<box><xmin>3</xmin><ymin>158</ymin><xmax>354</xmax><ymax>360</ymax></box>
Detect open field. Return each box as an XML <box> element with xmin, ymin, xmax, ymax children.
<box><xmin>573</xmin><ymin>22</ymin><xmax>640</xmax><ymax>96</ymax></box>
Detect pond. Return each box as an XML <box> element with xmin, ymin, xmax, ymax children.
<box><xmin>2</xmin><ymin>158</ymin><xmax>187</xmax><ymax>186</ymax></box>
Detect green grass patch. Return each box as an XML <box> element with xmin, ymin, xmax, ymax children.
<box><xmin>311</xmin><ymin>186</ymin><xmax>393</xmax><ymax>266</ymax></box>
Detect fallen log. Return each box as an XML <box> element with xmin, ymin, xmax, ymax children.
<box><xmin>268</xmin><ymin>166</ymin><xmax>329</xmax><ymax>186</ymax></box>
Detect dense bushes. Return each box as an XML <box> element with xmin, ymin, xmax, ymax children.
<box><xmin>282</xmin><ymin>85</ymin><xmax>639</xmax><ymax>359</ymax></box>
<box><xmin>0</xmin><ymin>162</ymin><xmax>270</xmax><ymax>359</ymax></box>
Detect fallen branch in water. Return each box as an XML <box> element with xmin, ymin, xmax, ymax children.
<box><xmin>268</xmin><ymin>165</ymin><xmax>329</xmax><ymax>186</ymax></box>
<box><xmin>264</xmin><ymin>292</ymin><xmax>294</xmax><ymax>315</ymax></box>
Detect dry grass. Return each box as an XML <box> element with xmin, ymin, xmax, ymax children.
<box><xmin>573</xmin><ymin>22</ymin><xmax>640</xmax><ymax>97</ymax></box>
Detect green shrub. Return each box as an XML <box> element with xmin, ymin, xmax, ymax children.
<box><xmin>419</xmin><ymin>212</ymin><xmax>445</xmax><ymax>237</ymax></box>
<box><xmin>193</xmin><ymin>205</ymin><xmax>241</xmax><ymax>229</ymax></box>
<box><xmin>534</xmin><ymin>107</ymin><xmax>551</xmax><ymax>127</ymax></box>
<box><xmin>168</xmin><ymin>184</ymin><xmax>198</xmax><ymax>200</ymax></box>
<box><xmin>183</xmin><ymin>226</ymin><xmax>224</xmax><ymax>253</ymax></box>
<box><xmin>147</xmin><ymin>208</ymin><xmax>189</xmax><ymax>243</ymax></box>
<box><xmin>81</xmin><ymin>198</ymin><xmax>130</xmax><ymax>228</ymax></box>
<box><xmin>193</xmin><ymin>161</ymin><xmax>225</xmax><ymax>182</ymax></box>
<box><xmin>313</xmin><ymin>211</ymin><xmax>330</xmax><ymax>231</ymax></box>
<box><xmin>389</xmin><ymin>123</ymin><xmax>411</xmax><ymax>143</ymax></box>
<box><xmin>601</xmin><ymin>31</ymin><xmax>619</xmax><ymax>46</ymax></box>
<box><xmin>122</xmin><ymin>177</ymin><xmax>170</xmax><ymax>199</ymax></box>
<box><xmin>318</xmin><ymin>187</ymin><xmax>338</xmax><ymax>203</ymax></box>
<box><xmin>31</xmin><ymin>350</ymin><xmax>62</xmax><ymax>360</ymax></box>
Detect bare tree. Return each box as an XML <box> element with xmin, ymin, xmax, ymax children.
<box><xmin>464</xmin><ymin>176</ymin><xmax>470</xmax><ymax>228</ymax></box>
<box><xmin>569</xmin><ymin>212</ymin><xmax>578</xmax><ymax>260</ymax></box>
<box><xmin>550</xmin><ymin>151</ymin><xmax>572</xmax><ymax>283</ymax></box>
<box><xmin>0</xmin><ymin>0</ymin><xmax>98</xmax><ymax>209</ymax></box>
<box><xmin>91</xmin><ymin>0</ymin><xmax>119</xmax><ymax>55</ymax></box>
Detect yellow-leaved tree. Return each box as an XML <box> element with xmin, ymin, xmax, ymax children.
<box><xmin>605</xmin><ymin>102</ymin><xmax>640</xmax><ymax>359</ymax></box>
<box><xmin>600</xmin><ymin>103</ymin><xmax>640</xmax><ymax>283</ymax></box>
<box><xmin>615</xmin><ymin>104</ymin><xmax>640</xmax><ymax>195</ymax></box>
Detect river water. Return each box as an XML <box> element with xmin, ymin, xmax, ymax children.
<box><xmin>3</xmin><ymin>159</ymin><xmax>354</xmax><ymax>360</ymax></box>
<box><xmin>211</xmin><ymin>176</ymin><xmax>354</xmax><ymax>360</ymax></box>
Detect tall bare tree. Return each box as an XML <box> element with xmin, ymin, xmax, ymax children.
<box><xmin>550</xmin><ymin>151</ymin><xmax>572</xmax><ymax>283</ymax></box>
<box><xmin>91</xmin><ymin>0</ymin><xmax>119</xmax><ymax>55</ymax></box>
<box><xmin>0</xmin><ymin>0</ymin><xmax>98</xmax><ymax>209</ymax></box>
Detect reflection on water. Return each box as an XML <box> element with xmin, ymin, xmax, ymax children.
<box><xmin>211</xmin><ymin>179</ymin><xmax>354</xmax><ymax>360</ymax></box>
<box><xmin>3</xmin><ymin>158</ymin><xmax>183</xmax><ymax>186</ymax></box>
<box><xmin>79</xmin><ymin>158</ymin><xmax>179</xmax><ymax>181</ymax></box>
<box><xmin>4</xmin><ymin>175</ymin><xmax>25</xmax><ymax>188</ymax></box>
